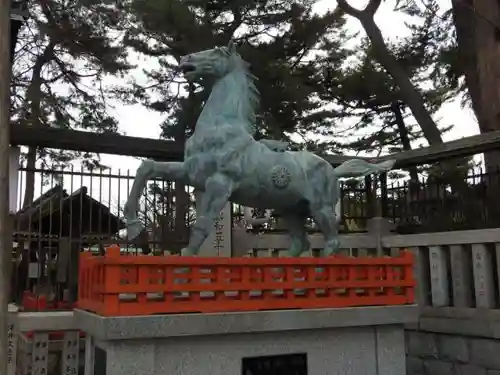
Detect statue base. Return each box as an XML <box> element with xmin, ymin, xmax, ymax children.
<box><xmin>76</xmin><ymin>305</ymin><xmax>417</xmax><ymax>375</ymax></box>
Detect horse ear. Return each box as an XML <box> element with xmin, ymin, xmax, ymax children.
<box><xmin>227</xmin><ymin>40</ymin><xmax>237</xmax><ymax>54</ymax></box>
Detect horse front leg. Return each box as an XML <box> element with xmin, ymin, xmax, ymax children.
<box><xmin>181</xmin><ymin>173</ymin><xmax>234</xmax><ymax>256</ymax></box>
<box><xmin>123</xmin><ymin>160</ymin><xmax>186</xmax><ymax>240</ymax></box>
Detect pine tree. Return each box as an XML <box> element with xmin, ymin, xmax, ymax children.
<box><xmin>336</xmin><ymin>0</ymin><xmax>451</xmax><ymax>151</ymax></box>
<box><xmin>11</xmin><ymin>0</ymin><xmax>132</xmax><ymax>206</ymax></box>
<box><xmin>319</xmin><ymin>4</ymin><xmax>457</xmax><ymax>164</ymax></box>
<box><xmin>400</xmin><ymin>0</ymin><xmax>500</xmax><ymax>171</ymax></box>
<box><xmin>315</xmin><ymin>2</ymin><xmax>473</xmax><ymax>231</ymax></box>
<box><xmin>448</xmin><ymin>0</ymin><xmax>500</xmax><ymax>170</ymax></box>
<box><xmin>119</xmin><ymin>0</ymin><xmax>352</xmax><ymax>244</ymax></box>
<box><xmin>123</xmin><ymin>0</ymin><xmax>350</xmax><ymax>144</ymax></box>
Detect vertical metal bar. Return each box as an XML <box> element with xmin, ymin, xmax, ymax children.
<box><xmin>364</xmin><ymin>175</ymin><xmax>373</xmax><ymax>219</ymax></box>
<box><xmin>117</xmin><ymin>169</ymin><xmax>122</xmax><ymax>251</ymax></box>
<box><xmin>78</xmin><ymin>166</ymin><xmax>84</xmax><ymax>251</ymax></box>
<box><xmin>37</xmin><ymin>165</ymin><xmax>43</xmax><ymax>296</ymax></box>
<box><xmin>19</xmin><ymin>164</ymin><xmax>28</xmax><ymax>304</ymax></box>
<box><xmin>380</xmin><ymin>173</ymin><xmax>388</xmax><ymax>218</ymax></box>
<box><xmin>98</xmin><ymin>170</ymin><xmax>103</xmax><ymax>236</ymax></box>
<box><xmin>47</xmin><ymin>170</ymin><xmax>55</xmax><ymax>296</ymax></box>
<box><xmin>421</xmin><ymin>174</ymin><xmax>428</xmax><ymax>223</ymax></box>
<box><xmin>0</xmin><ymin>2</ymin><xmax>13</xmax><ymax>373</ymax></box>
<box><xmin>126</xmin><ymin>169</ymin><xmax>130</xmax><ymax>251</ymax></box>
<box><xmin>107</xmin><ymin>169</ymin><xmax>112</xmax><ymax>239</ymax></box>
<box><xmin>68</xmin><ymin>166</ymin><xmax>74</xmax><ymax>302</ymax></box>
<box><xmin>58</xmin><ymin>166</ymin><xmax>65</xmax><ymax>301</ymax></box>
<box><xmin>391</xmin><ymin>181</ymin><xmax>404</xmax><ymax>226</ymax></box>
<box><xmin>89</xmin><ymin>168</ymin><xmax>94</xmax><ymax>239</ymax></box>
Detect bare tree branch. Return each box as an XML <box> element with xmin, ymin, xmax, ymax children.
<box><xmin>365</xmin><ymin>0</ymin><xmax>382</xmax><ymax>15</ymax></box>
<box><xmin>336</xmin><ymin>0</ymin><xmax>363</xmax><ymax>17</ymax></box>
<box><xmin>337</xmin><ymin>0</ymin><xmax>382</xmax><ymax>18</ymax></box>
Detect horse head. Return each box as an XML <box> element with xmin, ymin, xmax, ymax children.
<box><xmin>179</xmin><ymin>40</ymin><xmax>243</xmax><ymax>85</ymax></box>
<box><xmin>179</xmin><ymin>41</ymin><xmax>259</xmax><ymax>133</ymax></box>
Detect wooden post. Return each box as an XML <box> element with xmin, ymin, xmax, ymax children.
<box><xmin>0</xmin><ymin>1</ymin><xmax>12</xmax><ymax>374</ymax></box>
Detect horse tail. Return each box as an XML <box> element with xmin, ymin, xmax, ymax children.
<box><xmin>334</xmin><ymin>199</ymin><xmax>342</xmax><ymax>223</ymax></box>
<box><xmin>332</xmin><ymin>159</ymin><xmax>396</xmax><ymax>178</ymax></box>
<box><xmin>331</xmin><ymin>159</ymin><xmax>394</xmax><ymax>223</ymax></box>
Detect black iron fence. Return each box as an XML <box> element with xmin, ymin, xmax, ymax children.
<box><xmin>10</xmin><ymin>162</ymin><xmax>500</xmax><ymax>307</ymax></box>
<box><xmin>12</xmin><ymin>164</ymin><xmax>194</xmax><ymax>306</ymax></box>
<box><xmin>386</xmin><ymin>167</ymin><xmax>500</xmax><ymax>233</ymax></box>
<box><xmin>13</xmin><ymin>164</ymin><xmax>500</xmax><ymax>241</ymax></box>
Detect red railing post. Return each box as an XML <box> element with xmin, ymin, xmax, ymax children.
<box><xmin>102</xmin><ymin>245</ymin><xmax>121</xmax><ymax>316</ymax></box>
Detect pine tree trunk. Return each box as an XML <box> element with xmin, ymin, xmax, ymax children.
<box><xmin>452</xmin><ymin>0</ymin><xmax>500</xmax><ymax>170</ymax></box>
<box><xmin>392</xmin><ymin>102</ymin><xmax>419</xmax><ymax>183</ymax></box>
<box><xmin>358</xmin><ymin>16</ymin><xmax>444</xmax><ymax>146</ymax></box>
<box><xmin>21</xmin><ymin>42</ymin><xmax>54</xmax><ymax>208</ymax></box>
<box><xmin>22</xmin><ymin>147</ymin><xmax>36</xmax><ymax>208</ymax></box>
<box><xmin>337</xmin><ymin>0</ymin><xmax>444</xmax><ymax>147</ymax></box>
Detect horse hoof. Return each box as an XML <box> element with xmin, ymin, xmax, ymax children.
<box><xmin>126</xmin><ymin>220</ymin><xmax>143</xmax><ymax>240</ymax></box>
<box><xmin>181</xmin><ymin>248</ymin><xmax>197</xmax><ymax>256</ymax></box>
<box><xmin>287</xmin><ymin>246</ymin><xmax>303</xmax><ymax>257</ymax></box>
<box><xmin>323</xmin><ymin>239</ymin><xmax>340</xmax><ymax>256</ymax></box>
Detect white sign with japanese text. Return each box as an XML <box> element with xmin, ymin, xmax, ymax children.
<box><xmin>7</xmin><ymin>304</ymin><xmax>19</xmax><ymax>375</ymax></box>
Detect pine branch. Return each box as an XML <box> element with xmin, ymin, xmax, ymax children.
<box><xmin>336</xmin><ymin>0</ymin><xmax>381</xmax><ymax>18</ymax></box>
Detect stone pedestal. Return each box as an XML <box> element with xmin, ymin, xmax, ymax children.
<box><xmin>76</xmin><ymin>305</ymin><xmax>417</xmax><ymax>375</ymax></box>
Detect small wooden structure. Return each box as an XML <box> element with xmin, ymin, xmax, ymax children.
<box><xmin>15</xmin><ymin>185</ymin><xmax>123</xmax><ymax>237</ymax></box>
<box><xmin>13</xmin><ymin>185</ymin><xmax>124</xmax><ymax>305</ymax></box>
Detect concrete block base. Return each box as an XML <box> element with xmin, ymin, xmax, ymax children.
<box><xmin>406</xmin><ymin>329</ymin><xmax>500</xmax><ymax>375</ymax></box>
<box><xmin>76</xmin><ymin>306</ymin><xmax>417</xmax><ymax>375</ymax></box>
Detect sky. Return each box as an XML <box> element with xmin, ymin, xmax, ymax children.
<box><xmin>16</xmin><ymin>0</ymin><xmax>480</xmax><ymax>212</ymax></box>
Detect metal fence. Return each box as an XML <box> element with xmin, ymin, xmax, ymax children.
<box><xmin>387</xmin><ymin>167</ymin><xmax>500</xmax><ymax>233</ymax></box>
<box><xmin>9</xmin><ymin>162</ymin><xmax>500</xmax><ymax>308</ymax></box>
<box><xmin>13</xmin><ymin>164</ymin><xmax>500</xmax><ymax>241</ymax></box>
<box><xmin>12</xmin><ymin>164</ymin><xmax>194</xmax><ymax>307</ymax></box>
<box><xmin>12</xmin><ymin>164</ymin><xmax>374</xmax><ymax>245</ymax></box>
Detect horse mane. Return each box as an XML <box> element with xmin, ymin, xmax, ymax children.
<box><xmin>221</xmin><ymin>47</ymin><xmax>260</xmax><ymax>134</ymax></box>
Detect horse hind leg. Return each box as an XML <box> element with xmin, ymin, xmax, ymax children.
<box><xmin>280</xmin><ymin>213</ymin><xmax>311</xmax><ymax>257</ymax></box>
<box><xmin>310</xmin><ymin>205</ymin><xmax>340</xmax><ymax>256</ymax></box>
<box><xmin>304</xmin><ymin>164</ymin><xmax>341</xmax><ymax>256</ymax></box>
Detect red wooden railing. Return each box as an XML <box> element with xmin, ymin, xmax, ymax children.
<box><xmin>78</xmin><ymin>246</ymin><xmax>415</xmax><ymax>317</ymax></box>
